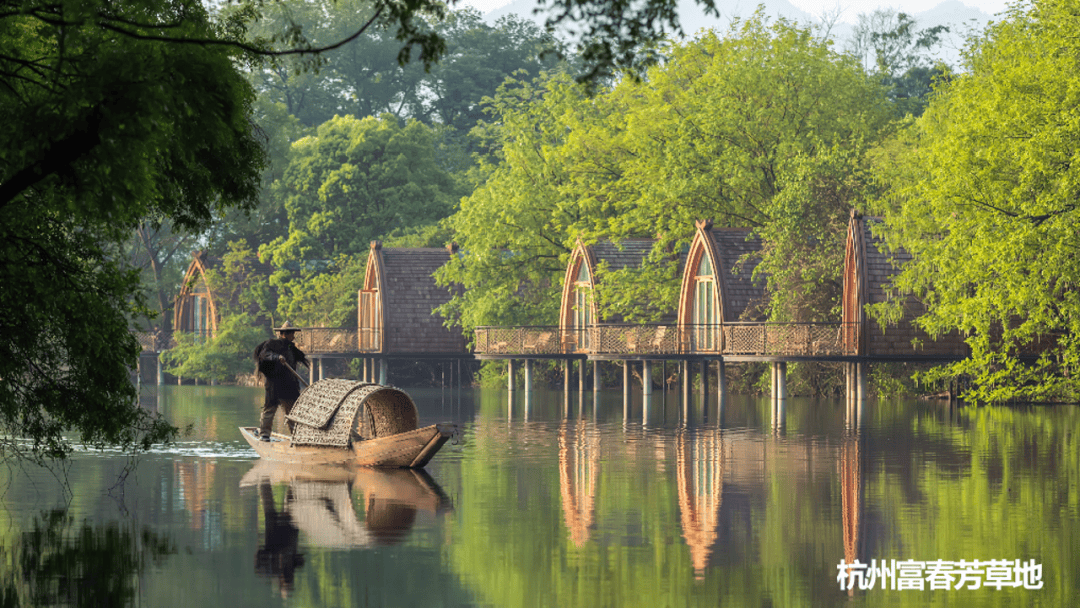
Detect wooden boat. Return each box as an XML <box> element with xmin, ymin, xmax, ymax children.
<box><xmin>240</xmin><ymin>380</ymin><xmax>454</xmax><ymax>468</ymax></box>
<box><xmin>239</xmin><ymin>424</ymin><xmax>453</xmax><ymax>467</ymax></box>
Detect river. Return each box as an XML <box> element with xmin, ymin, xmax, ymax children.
<box><xmin>0</xmin><ymin>383</ymin><xmax>1075</xmax><ymax>607</ymax></box>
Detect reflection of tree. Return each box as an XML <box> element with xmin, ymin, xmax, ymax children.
<box><xmin>0</xmin><ymin>509</ymin><xmax>174</xmax><ymax>607</ymax></box>
<box><xmin>558</xmin><ymin>419</ymin><xmax>600</xmax><ymax>547</ymax></box>
<box><xmin>255</xmin><ymin>481</ymin><xmax>305</xmax><ymax>598</ymax></box>
<box><xmin>676</xmin><ymin>429</ymin><xmax>724</xmax><ymax>578</ymax></box>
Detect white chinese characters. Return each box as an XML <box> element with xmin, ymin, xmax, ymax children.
<box><xmin>836</xmin><ymin>559</ymin><xmax>1043</xmax><ymax>591</ymax></box>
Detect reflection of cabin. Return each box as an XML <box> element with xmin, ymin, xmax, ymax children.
<box><xmin>174</xmin><ymin>251</ymin><xmax>220</xmax><ymax>341</ymax></box>
<box><xmin>676</xmin><ymin>429</ymin><xmax>724</xmax><ymax>578</ymax></box>
<box><xmin>840</xmin><ymin>435</ymin><xmax>863</xmax><ymax>589</ymax></box>
<box><xmin>842</xmin><ymin>213</ymin><xmax>968</xmax><ymax>358</ymax></box>
<box><xmin>558</xmin><ymin>419</ymin><xmax>600</xmax><ymax>547</ymax></box>
<box><xmin>677</xmin><ymin>220</ymin><xmax>766</xmax><ymax>353</ymax></box>
<box><xmin>357</xmin><ymin>242</ymin><xmax>465</xmax><ymax>355</ymax></box>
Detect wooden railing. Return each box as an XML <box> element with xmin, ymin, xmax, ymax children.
<box><xmin>133</xmin><ymin>331</ymin><xmax>178</xmax><ymax>352</ymax></box>
<box><xmin>721</xmin><ymin>322</ymin><xmax>855</xmax><ymax>357</ymax></box>
<box><xmin>590</xmin><ymin>324</ymin><xmax>682</xmax><ymax>355</ymax></box>
<box><xmin>293</xmin><ymin>328</ymin><xmax>359</xmax><ymax>354</ymax></box>
<box><xmin>474</xmin><ymin>326</ymin><xmax>564</xmax><ymax>355</ymax></box>
<box><xmin>474</xmin><ymin>322</ymin><xmax>857</xmax><ymax>357</ymax></box>
<box><xmin>137</xmin><ymin>322</ymin><xmax>859</xmax><ymax>358</ymax></box>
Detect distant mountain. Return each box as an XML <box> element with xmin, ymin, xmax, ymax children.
<box><xmin>483</xmin><ymin>0</ymin><xmax>997</xmax><ymax>69</ymax></box>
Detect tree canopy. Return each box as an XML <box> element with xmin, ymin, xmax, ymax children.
<box><xmin>876</xmin><ymin>0</ymin><xmax>1080</xmax><ymax>402</ymax></box>
<box><xmin>0</xmin><ymin>0</ymin><xmax>266</xmax><ymax>459</ymax></box>
<box><xmin>439</xmin><ymin>15</ymin><xmax>891</xmax><ymax>332</ymax></box>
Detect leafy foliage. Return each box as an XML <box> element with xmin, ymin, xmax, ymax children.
<box><xmin>0</xmin><ymin>0</ymin><xmax>267</xmax><ymax>460</ymax></box>
<box><xmin>440</xmin><ymin>16</ymin><xmax>891</xmax><ymax>331</ymax></box>
<box><xmin>262</xmin><ymin>114</ymin><xmax>462</xmax><ymax>319</ymax></box>
<box><xmin>849</xmin><ymin>9</ymin><xmax>952</xmax><ymax>117</ymax></box>
<box><xmin>161</xmin><ymin>315</ymin><xmax>271</xmax><ymax>382</ymax></box>
<box><xmin>876</xmin><ymin>0</ymin><xmax>1080</xmax><ymax>402</ymax></box>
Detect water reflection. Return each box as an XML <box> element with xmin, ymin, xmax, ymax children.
<box><xmin>0</xmin><ymin>510</ymin><xmax>174</xmax><ymax>608</ymax></box>
<box><xmin>559</xmin><ymin>419</ymin><xmax>600</xmax><ymax>546</ymax></box>
<box><xmin>676</xmin><ymin>428</ymin><xmax>724</xmax><ymax>579</ymax></box>
<box><xmin>839</xmin><ymin>432</ymin><xmax>864</xmax><ymax>596</ymax></box>
<box><xmin>240</xmin><ymin>461</ymin><xmax>450</xmax><ymax>596</ymax></box>
<box><xmin>253</xmin><ymin>480</ymin><xmax>303</xmax><ymax>598</ymax></box>
<box><xmin>1</xmin><ymin>387</ymin><xmax>1075</xmax><ymax>607</ymax></box>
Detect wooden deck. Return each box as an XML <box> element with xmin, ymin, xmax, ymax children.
<box><xmin>138</xmin><ymin>322</ymin><xmax>857</xmax><ymax>360</ymax></box>
<box><xmin>474</xmin><ymin>323</ymin><xmax>857</xmax><ymax>359</ymax></box>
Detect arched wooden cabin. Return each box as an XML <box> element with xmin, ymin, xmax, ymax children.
<box><xmin>174</xmin><ymin>251</ymin><xmax>220</xmax><ymax>341</ymax></box>
<box><xmin>676</xmin><ymin>220</ymin><xmax>766</xmax><ymax>354</ymax></box>
<box><xmin>559</xmin><ymin>238</ymin><xmax>683</xmax><ymax>355</ymax></box>
<box><xmin>842</xmin><ymin>212</ymin><xmax>968</xmax><ymax>359</ymax></box>
<box><xmin>173</xmin><ymin>250</ymin><xmax>275</xmax><ymax>342</ymax></box>
<box><xmin>357</xmin><ymin>242</ymin><xmax>465</xmax><ymax>356</ymax></box>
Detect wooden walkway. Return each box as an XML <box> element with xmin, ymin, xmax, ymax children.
<box><xmin>136</xmin><ymin>322</ymin><xmax>858</xmax><ymax>361</ymax></box>
<box><xmin>472</xmin><ymin>322</ymin><xmax>856</xmax><ymax>361</ymax></box>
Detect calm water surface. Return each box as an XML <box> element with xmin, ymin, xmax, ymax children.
<box><xmin>0</xmin><ymin>384</ymin><xmax>1076</xmax><ymax>607</ymax></box>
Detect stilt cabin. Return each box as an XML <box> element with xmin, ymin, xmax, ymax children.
<box><xmin>174</xmin><ymin>250</ymin><xmax>275</xmax><ymax>342</ymax></box>
<box><xmin>676</xmin><ymin>220</ymin><xmax>766</xmax><ymax>354</ymax></box>
<box><xmin>357</xmin><ymin>242</ymin><xmax>466</xmax><ymax>355</ymax></box>
<box><xmin>174</xmin><ymin>251</ymin><xmax>220</xmax><ymax>341</ymax></box>
<box><xmin>559</xmin><ymin>238</ymin><xmax>685</xmax><ymax>356</ymax></box>
<box><xmin>842</xmin><ymin>212</ymin><xmax>968</xmax><ymax>359</ymax></box>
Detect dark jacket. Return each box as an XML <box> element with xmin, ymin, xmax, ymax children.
<box><xmin>254</xmin><ymin>338</ymin><xmax>308</xmax><ymax>403</ymax></box>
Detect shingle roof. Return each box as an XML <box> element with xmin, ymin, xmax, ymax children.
<box><xmin>710</xmin><ymin>228</ymin><xmax>766</xmax><ymax>322</ymax></box>
<box><xmin>848</xmin><ymin>216</ymin><xmax>967</xmax><ymax>357</ymax></box>
<box><xmin>590</xmin><ymin>239</ymin><xmax>655</xmax><ymax>272</ymax></box>
<box><xmin>378</xmin><ymin>248</ymin><xmax>466</xmax><ymax>354</ymax></box>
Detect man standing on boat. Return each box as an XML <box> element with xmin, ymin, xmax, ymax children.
<box><xmin>253</xmin><ymin>322</ymin><xmax>309</xmax><ymax>441</ymax></box>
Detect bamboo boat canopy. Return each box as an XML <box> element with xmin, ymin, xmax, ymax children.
<box><xmin>287</xmin><ymin>379</ymin><xmax>418</xmax><ymax>447</ymax></box>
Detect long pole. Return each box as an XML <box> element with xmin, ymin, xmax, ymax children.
<box><xmin>283</xmin><ymin>362</ymin><xmax>309</xmax><ymax>387</ymax></box>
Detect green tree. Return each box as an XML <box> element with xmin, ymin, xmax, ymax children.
<box><xmin>440</xmin><ymin>16</ymin><xmax>891</xmax><ymax>332</ymax></box>
<box><xmin>263</xmin><ymin>113</ymin><xmax>461</xmax><ymax>319</ymax></box>
<box><xmin>602</xmin><ymin>18</ymin><xmax>889</xmax><ymax>322</ymax></box>
<box><xmin>875</xmin><ymin>0</ymin><xmax>1080</xmax><ymax>403</ymax></box>
<box><xmin>849</xmin><ymin>9</ymin><xmax>951</xmax><ymax>117</ymax></box>
<box><xmin>436</xmin><ymin>70</ymin><xmax>614</xmax><ymax>332</ymax></box>
<box><xmin>424</xmin><ymin>10</ymin><xmax>566</xmax><ymax>133</ymax></box>
<box><xmin>0</xmin><ymin>0</ymin><xmax>266</xmax><ymax>461</ymax></box>
<box><xmin>162</xmin><ymin>314</ymin><xmax>270</xmax><ymax>382</ymax></box>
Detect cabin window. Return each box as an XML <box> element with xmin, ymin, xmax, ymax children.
<box><xmin>193</xmin><ymin>295</ymin><xmax>205</xmax><ymax>343</ymax></box>
<box><xmin>692</xmin><ymin>254</ymin><xmax>718</xmax><ymax>351</ymax></box>
<box><xmin>360</xmin><ymin>289</ymin><xmax>380</xmax><ymax>351</ymax></box>
<box><xmin>573</xmin><ymin>262</ymin><xmax>592</xmax><ymax>350</ymax></box>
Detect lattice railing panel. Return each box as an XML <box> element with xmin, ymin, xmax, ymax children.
<box><xmin>722</xmin><ymin>323</ymin><xmax>854</xmax><ymax>356</ymax></box>
<box><xmin>474</xmin><ymin>323</ymin><xmax>857</xmax><ymax>357</ymax></box>
<box><xmin>296</xmin><ymin>328</ymin><xmax>360</xmax><ymax>354</ymax></box>
<box><xmin>474</xmin><ymin>326</ymin><xmax>564</xmax><ymax>355</ymax></box>
<box><xmin>591</xmin><ymin>325</ymin><xmax>682</xmax><ymax>355</ymax></box>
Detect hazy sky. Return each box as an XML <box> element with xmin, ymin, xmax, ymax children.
<box><xmin>459</xmin><ymin>0</ymin><xmax>1013</xmax><ymax>23</ymax></box>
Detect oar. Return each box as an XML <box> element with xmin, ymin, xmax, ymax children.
<box><xmin>282</xmin><ymin>359</ymin><xmax>310</xmax><ymax>387</ymax></box>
